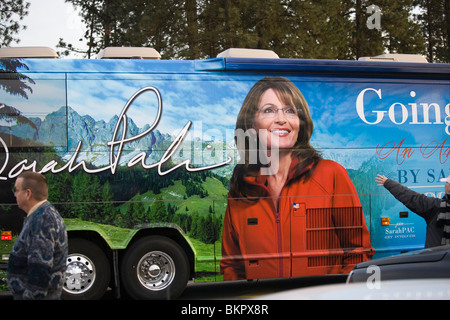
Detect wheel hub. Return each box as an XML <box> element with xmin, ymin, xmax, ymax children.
<box><xmin>64</xmin><ymin>254</ymin><xmax>96</xmax><ymax>294</ymax></box>
<box><xmin>137</xmin><ymin>251</ymin><xmax>175</xmax><ymax>291</ymax></box>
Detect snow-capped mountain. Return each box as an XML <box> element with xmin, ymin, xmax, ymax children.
<box><xmin>0</xmin><ymin>106</ymin><xmax>236</xmax><ymax>177</ymax></box>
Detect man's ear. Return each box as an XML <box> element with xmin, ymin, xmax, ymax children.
<box><xmin>25</xmin><ymin>188</ymin><xmax>32</xmax><ymax>200</ymax></box>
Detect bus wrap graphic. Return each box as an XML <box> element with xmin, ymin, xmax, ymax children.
<box><xmin>1</xmin><ymin>56</ymin><xmax>449</xmax><ymax>299</ymax></box>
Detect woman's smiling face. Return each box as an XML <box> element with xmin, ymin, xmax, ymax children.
<box><xmin>253</xmin><ymin>88</ymin><xmax>300</xmax><ymax>151</ymax></box>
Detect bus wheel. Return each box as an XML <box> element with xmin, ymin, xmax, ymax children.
<box><xmin>121</xmin><ymin>236</ymin><xmax>189</xmax><ymax>300</ymax></box>
<box><xmin>62</xmin><ymin>238</ymin><xmax>111</xmax><ymax>300</ymax></box>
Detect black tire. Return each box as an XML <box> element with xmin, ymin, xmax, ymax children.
<box><xmin>62</xmin><ymin>238</ymin><xmax>111</xmax><ymax>300</ymax></box>
<box><xmin>120</xmin><ymin>235</ymin><xmax>189</xmax><ymax>300</ymax></box>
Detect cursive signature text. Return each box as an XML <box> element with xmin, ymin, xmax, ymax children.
<box><xmin>0</xmin><ymin>87</ymin><xmax>232</xmax><ymax>180</ymax></box>
<box><xmin>376</xmin><ymin>138</ymin><xmax>450</xmax><ymax>165</ymax></box>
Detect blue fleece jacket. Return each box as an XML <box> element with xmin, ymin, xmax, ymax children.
<box><xmin>7</xmin><ymin>201</ymin><xmax>68</xmax><ymax>300</ymax></box>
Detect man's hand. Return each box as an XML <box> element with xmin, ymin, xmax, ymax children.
<box><xmin>375</xmin><ymin>174</ymin><xmax>388</xmax><ymax>186</ymax></box>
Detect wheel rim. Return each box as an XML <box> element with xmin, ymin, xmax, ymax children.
<box><xmin>64</xmin><ymin>254</ymin><xmax>96</xmax><ymax>295</ymax></box>
<box><xmin>137</xmin><ymin>251</ymin><xmax>175</xmax><ymax>291</ymax></box>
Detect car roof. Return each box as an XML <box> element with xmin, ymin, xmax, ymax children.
<box><xmin>354</xmin><ymin>245</ymin><xmax>450</xmax><ymax>269</ymax></box>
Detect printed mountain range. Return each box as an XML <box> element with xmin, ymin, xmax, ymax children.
<box><xmin>0</xmin><ymin>106</ymin><xmax>171</xmax><ymax>164</ymax></box>
<box><xmin>0</xmin><ymin>106</ymin><xmax>235</xmax><ymax>176</ymax></box>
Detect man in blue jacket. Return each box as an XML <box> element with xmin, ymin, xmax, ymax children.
<box><xmin>376</xmin><ymin>174</ymin><xmax>450</xmax><ymax>248</ymax></box>
<box><xmin>7</xmin><ymin>171</ymin><xmax>68</xmax><ymax>300</ymax></box>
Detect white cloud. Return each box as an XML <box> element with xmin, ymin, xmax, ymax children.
<box><xmin>16</xmin><ymin>0</ymin><xmax>86</xmax><ymax>57</ymax></box>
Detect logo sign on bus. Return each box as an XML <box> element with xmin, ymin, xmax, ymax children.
<box><xmin>1</xmin><ymin>231</ymin><xmax>12</xmax><ymax>241</ymax></box>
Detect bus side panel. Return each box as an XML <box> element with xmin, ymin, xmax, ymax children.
<box><xmin>1</xmin><ymin>58</ymin><xmax>449</xmax><ymax>285</ymax></box>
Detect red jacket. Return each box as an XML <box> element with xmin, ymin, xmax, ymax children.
<box><xmin>220</xmin><ymin>159</ymin><xmax>374</xmax><ymax>281</ymax></box>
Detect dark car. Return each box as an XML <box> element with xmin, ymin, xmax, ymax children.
<box><xmin>347</xmin><ymin>245</ymin><xmax>450</xmax><ymax>283</ymax></box>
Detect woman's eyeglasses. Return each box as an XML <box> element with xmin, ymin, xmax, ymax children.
<box><xmin>257</xmin><ymin>105</ymin><xmax>298</xmax><ymax>118</ymax></box>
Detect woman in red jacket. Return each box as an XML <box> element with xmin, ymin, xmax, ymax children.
<box><xmin>220</xmin><ymin>77</ymin><xmax>374</xmax><ymax>281</ymax></box>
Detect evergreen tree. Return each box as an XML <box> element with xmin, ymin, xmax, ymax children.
<box><xmin>0</xmin><ymin>0</ymin><xmax>30</xmax><ymax>47</ymax></box>
<box><xmin>414</xmin><ymin>0</ymin><xmax>450</xmax><ymax>62</ymax></box>
<box><xmin>200</xmin><ymin>215</ymin><xmax>216</xmax><ymax>244</ymax></box>
<box><xmin>378</xmin><ymin>0</ymin><xmax>425</xmax><ymax>54</ymax></box>
<box><xmin>133</xmin><ymin>197</ymin><xmax>145</xmax><ymax>223</ymax></box>
<box><xmin>346</xmin><ymin>0</ymin><xmax>424</xmax><ymax>58</ymax></box>
<box><xmin>190</xmin><ymin>212</ymin><xmax>200</xmax><ymax>238</ymax></box>
<box><xmin>58</xmin><ymin>0</ymin><xmax>132</xmax><ymax>57</ymax></box>
<box><xmin>167</xmin><ymin>203</ymin><xmax>176</xmax><ymax>222</ymax></box>
<box><xmin>59</xmin><ymin>0</ymin><xmax>184</xmax><ymax>58</ymax></box>
<box><xmin>71</xmin><ymin>173</ymin><xmax>90</xmax><ymax>219</ymax></box>
<box><xmin>46</xmin><ymin>172</ymin><xmax>74</xmax><ymax>218</ymax></box>
<box><xmin>125</xmin><ymin>201</ymin><xmax>135</xmax><ymax>226</ymax></box>
<box><xmin>62</xmin><ymin>0</ymin><xmax>426</xmax><ymax>60</ymax></box>
<box><xmin>100</xmin><ymin>180</ymin><xmax>116</xmax><ymax>223</ymax></box>
<box><xmin>71</xmin><ymin>173</ymin><xmax>102</xmax><ymax>221</ymax></box>
<box><xmin>149</xmin><ymin>196</ymin><xmax>168</xmax><ymax>222</ymax></box>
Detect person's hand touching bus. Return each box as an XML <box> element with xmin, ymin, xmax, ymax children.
<box><xmin>375</xmin><ymin>174</ymin><xmax>388</xmax><ymax>186</ymax></box>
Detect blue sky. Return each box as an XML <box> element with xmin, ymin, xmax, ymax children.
<box><xmin>16</xmin><ymin>0</ymin><xmax>85</xmax><ymax>58</ymax></box>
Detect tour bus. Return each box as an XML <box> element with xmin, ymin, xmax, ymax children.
<box><xmin>0</xmin><ymin>46</ymin><xmax>449</xmax><ymax>300</ymax></box>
